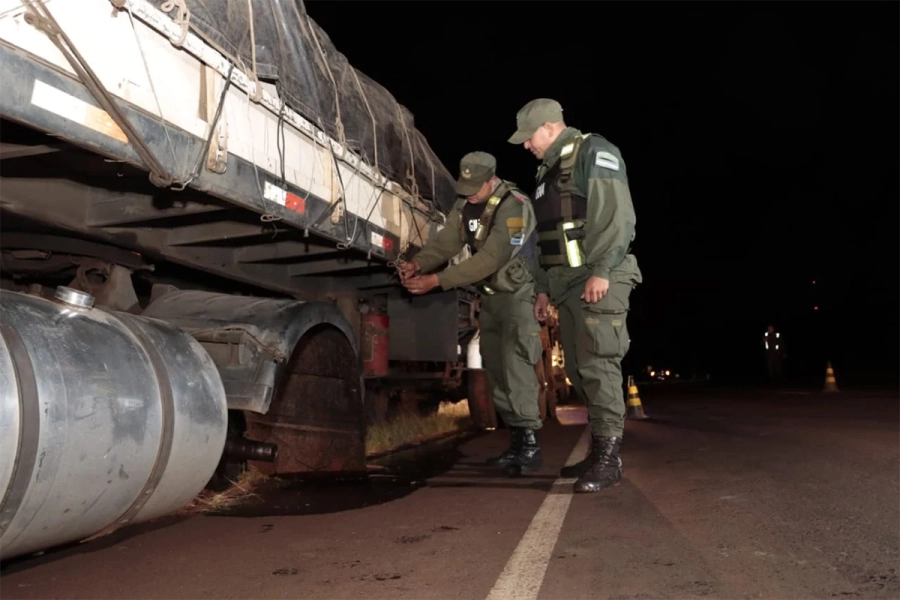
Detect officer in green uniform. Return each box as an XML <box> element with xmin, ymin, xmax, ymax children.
<box><xmin>507</xmin><ymin>99</ymin><xmax>643</xmax><ymax>493</ymax></box>
<box><xmin>400</xmin><ymin>151</ymin><xmax>544</xmax><ymax>476</ymax></box>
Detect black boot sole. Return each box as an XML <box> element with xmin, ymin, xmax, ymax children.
<box><xmin>573</xmin><ymin>470</ymin><xmax>623</xmax><ymax>493</ymax></box>
<box><xmin>573</xmin><ymin>479</ymin><xmax>622</xmax><ymax>493</ymax></box>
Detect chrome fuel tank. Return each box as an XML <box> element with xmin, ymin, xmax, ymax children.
<box><xmin>0</xmin><ymin>287</ymin><xmax>228</xmax><ymax>561</ymax></box>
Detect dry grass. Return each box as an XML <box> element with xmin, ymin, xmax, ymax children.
<box><xmin>177</xmin><ymin>465</ymin><xmax>268</xmax><ymax>515</ymax></box>
<box><xmin>366</xmin><ymin>400</ymin><xmax>472</xmax><ymax>456</ymax></box>
<box><xmin>177</xmin><ymin>401</ymin><xmax>472</xmax><ymax>514</ymax></box>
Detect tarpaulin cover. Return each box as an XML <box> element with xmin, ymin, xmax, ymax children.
<box><xmin>146</xmin><ymin>0</ymin><xmax>456</xmax><ymax>213</ymax></box>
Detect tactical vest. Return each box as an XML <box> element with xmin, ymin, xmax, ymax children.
<box><xmin>533</xmin><ymin>134</ymin><xmax>591</xmax><ymax>268</ymax></box>
<box><xmin>458</xmin><ymin>181</ymin><xmax>514</xmax><ymax>253</ymax></box>
<box><xmin>455</xmin><ymin>180</ymin><xmax>538</xmax><ymax>295</ymax></box>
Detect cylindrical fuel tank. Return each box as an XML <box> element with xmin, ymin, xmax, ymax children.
<box><xmin>0</xmin><ymin>287</ymin><xmax>228</xmax><ymax>561</ymax></box>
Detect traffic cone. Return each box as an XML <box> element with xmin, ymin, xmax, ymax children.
<box><xmin>823</xmin><ymin>360</ymin><xmax>840</xmax><ymax>393</ymax></box>
<box><xmin>626</xmin><ymin>375</ymin><xmax>647</xmax><ymax>419</ymax></box>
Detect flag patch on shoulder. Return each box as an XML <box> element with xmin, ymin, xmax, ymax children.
<box><xmin>595</xmin><ymin>151</ymin><xmax>620</xmax><ymax>171</ymax></box>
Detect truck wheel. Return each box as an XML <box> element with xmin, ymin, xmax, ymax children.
<box><xmin>245</xmin><ymin>323</ymin><xmax>365</xmax><ymax>476</ymax></box>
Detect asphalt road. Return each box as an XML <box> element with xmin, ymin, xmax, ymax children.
<box><xmin>2</xmin><ymin>385</ymin><xmax>898</xmax><ymax>600</ymax></box>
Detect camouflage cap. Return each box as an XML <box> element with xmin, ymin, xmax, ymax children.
<box><xmin>455</xmin><ymin>151</ymin><xmax>496</xmax><ymax>196</ymax></box>
<box><xmin>507</xmin><ymin>98</ymin><xmax>564</xmax><ymax>144</ymax></box>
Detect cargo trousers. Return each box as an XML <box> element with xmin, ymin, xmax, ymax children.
<box><xmin>548</xmin><ymin>255</ymin><xmax>641</xmax><ymax>437</ymax></box>
<box><xmin>478</xmin><ymin>283</ymin><xmax>543</xmax><ymax>431</ymax></box>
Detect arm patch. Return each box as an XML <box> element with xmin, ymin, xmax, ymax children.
<box><xmin>595</xmin><ymin>151</ymin><xmax>620</xmax><ymax>171</ymax></box>
<box><xmin>506</xmin><ymin>216</ymin><xmax>525</xmax><ymax>239</ymax></box>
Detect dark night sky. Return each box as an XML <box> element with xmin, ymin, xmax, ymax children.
<box><xmin>305</xmin><ymin>1</ymin><xmax>899</xmax><ymax>384</ymax></box>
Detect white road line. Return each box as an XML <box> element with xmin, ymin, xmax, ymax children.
<box><xmin>485</xmin><ymin>425</ymin><xmax>592</xmax><ymax>600</ymax></box>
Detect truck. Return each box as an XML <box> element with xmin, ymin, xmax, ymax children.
<box><xmin>0</xmin><ymin>0</ymin><xmax>566</xmax><ymax>562</ymax></box>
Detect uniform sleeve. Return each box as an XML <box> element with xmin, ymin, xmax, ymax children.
<box><xmin>575</xmin><ymin>138</ymin><xmax>636</xmax><ymax>281</ymax></box>
<box><xmin>413</xmin><ymin>206</ymin><xmax>465</xmax><ymax>274</ymax></box>
<box><xmin>436</xmin><ymin>198</ymin><xmax>520</xmax><ymax>290</ymax></box>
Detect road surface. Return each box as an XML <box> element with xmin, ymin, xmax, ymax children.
<box><xmin>2</xmin><ymin>385</ymin><xmax>898</xmax><ymax>599</ymax></box>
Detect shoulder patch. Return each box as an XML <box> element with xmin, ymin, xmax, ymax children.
<box><xmin>506</xmin><ymin>216</ymin><xmax>525</xmax><ymax>239</ymax></box>
<box><xmin>595</xmin><ymin>151</ymin><xmax>620</xmax><ymax>171</ymax></box>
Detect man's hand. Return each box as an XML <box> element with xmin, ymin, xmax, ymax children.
<box><xmin>398</xmin><ymin>260</ymin><xmax>419</xmax><ymax>282</ymax></box>
<box><xmin>581</xmin><ymin>276</ymin><xmax>609</xmax><ymax>304</ymax></box>
<box><xmin>534</xmin><ymin>292</ymin><xmax>550</xmax><ymax>323</ymax></box>
<box><xmin>404</xmin><ymin>274</ymin><xmax>440</xmax><ymax>295</ymax></box>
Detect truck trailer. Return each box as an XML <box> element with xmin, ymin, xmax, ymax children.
<box><xmin>0</xmin><ymin>0</ymin><xmax>566</xmax><ymax>562</ymax></box>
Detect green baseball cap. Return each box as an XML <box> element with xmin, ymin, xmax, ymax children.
<box><xmin>455</xmin><ymin>151</ymin><xmax>496</xmax><ymax>196</ymax></box>
<box><xmin>507</xmin><ymin>98</ymin><xmax>564</xmax><ymax>144</ymax></box>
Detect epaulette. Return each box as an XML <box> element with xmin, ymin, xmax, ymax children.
<box><xmin>510</xmin><ymin>189</ymin><xmax>528</xmax><ymax>203</ymax></box>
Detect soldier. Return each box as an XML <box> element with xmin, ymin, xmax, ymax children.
<box><xmin>507</xmin><ymin>98</ymin><xmax>643</xmax><ymax>493</ymax></box>
<box><xmin>400</xmin><ymin>151</ymin><xmax>544</xmax><ymax>477</ymax></box>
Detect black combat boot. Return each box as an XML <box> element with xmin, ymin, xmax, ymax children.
<box><xmin>502</xmin><ymin>428</ymin><xmax>543</xmax><ymax>477</ymax></box>
<box><xmin>573</xmin><ymin>435</ymin><xmax>623</xmax><ymax>493</ymax></box>
<box><xmin>486</xmin><ymin>427</ymin><xmax>524</xmax><ymax>467</ymax></box>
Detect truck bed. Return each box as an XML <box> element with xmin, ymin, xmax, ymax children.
<box><xmin>0</xmin><ymin>0</ymin><xmax>458</xmax><ymax>297</ymax></box>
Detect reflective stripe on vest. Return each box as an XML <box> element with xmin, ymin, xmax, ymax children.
<box><xmin>534</xmin><ymin>134</ymin><xmax>590</xmax><ymax>268</ymax></box>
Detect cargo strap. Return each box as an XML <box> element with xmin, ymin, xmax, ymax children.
<box><xmin>557</xmin><ymin>134</ymin><xmax>587</xmax><ymax>224</ymax></box>
<box><xmin>473</xmin><ymin>183</ymin><xmax>513</xmax><ymax>251</ymax></box>
<box><xmin>24</xmin><ymin>0</ymin><xmax>177</xmax><ymax>188</ymax></box>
